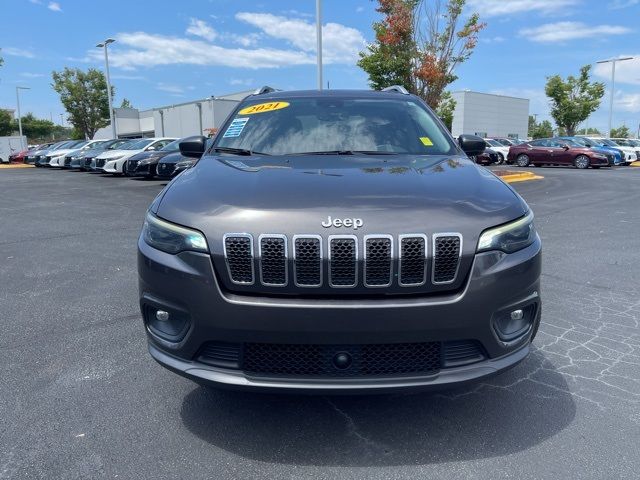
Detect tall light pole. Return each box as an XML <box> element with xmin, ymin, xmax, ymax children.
<box><xmin>596</xmin><ymin>56</ymin><xmax>633</xmax><ymax>137</ymax></box>
<box><xmin>316</xmin><ymin>0</ymin><xmax>323</xmax><ymax>90</ymax></box>
<box><xmin>96</xmin><ymin>38</ymin><xmax>117</xmax><ymax>138</ymax></box>
<box><xmin>59</xmin><ymin>113</ymin><xmax>64</xmax><ymax>126</ymax></box>
<box><xmin>16</xmin><ymin>86</ymin><xmax>30</xmax><ymax>151</ymax></box>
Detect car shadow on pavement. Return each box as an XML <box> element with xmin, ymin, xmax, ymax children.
<box><xmin>180</xmin><ymin>346</ymin><xmax>576</xmax><ymax>467</ymax></box>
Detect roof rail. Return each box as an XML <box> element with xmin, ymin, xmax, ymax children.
<box><xmin>252</xmin><ymin>86</ymin><xmax>279</xmax><ymax>95</ymax></box>
<box><xmin>381</xmin><ymin>85</ymin><xmax>410</xmax><ymax>95</ymax></box>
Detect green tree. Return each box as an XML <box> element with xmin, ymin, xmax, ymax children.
<box><xmin>15</xmin><ymin>113</ymin><xmax>56</xmax><ymax>140</ymax></box>
<box><xmin>358</xmin><ymin>0</ymin><xmax>485</xmax><ymax>110</ymax></box>
<box><xmin>545</xmin><ymin>65</ymin><xmax>605</xmax><ymax>136</ymax></box>
<box><xmin>609</xmin><ymin>125</ymin><xmax>630</xmax><ymax>138</ymax></box>
<box><xmin>51</xmin><ymin>67</ymin><xmax>113</xmax><ymax>139</ymax></box>
<box><xmin>575</xmin><ymin>127</ymin><xmax>601</xmax><ymax>135</ymax></box>
<box><xmin>531</xmin><ymin>120</ymin><xmax>554</xmax><ymax>139</ymax></box>
<box><xmin>0</xmin><ymin>109</ymin><xmax>14</xmax><ymax>136</ymax></box>
<box><xmin>528</xmin><ymin>115</ymin><xmax>537</xmax><ymax>138</ymax></box>
<box><xmin>119</xmin><ymin>98</ymin><xmax>133</xmax><ymax>108</ymax></box>
<box><xmin>436</xmin><ymin>91</ymin><xmax>456</xmax><ymax>131</ymax></box>
<box><xmin>0</xmin><ymin>47</ymin><xmax>4</xmax><ymax>67</ymax></box>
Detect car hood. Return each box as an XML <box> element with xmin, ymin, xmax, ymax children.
<box><xmin>156</xmin><ymin>154</ymin><xmax>528</xmax><ymax>251</ymax></box>
<box><xmin>158</xmin><ymin>152</ymin><xmax>190</xmax><ymax>164</ymax></box>
<box><xmin>129</xmin><ymin>150</ymin><xmax>174</xmax><ymax>162</ymax></box>
<box><xmin>97</xmin><ymin>149</ymin><xmax>141</xmax><ymax>159</ymax></box>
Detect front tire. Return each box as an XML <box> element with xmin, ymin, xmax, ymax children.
<box><xmin>574</xmin><ymin>155</ymin><xmax>590</xmax><ymax>169</ymax></box>
<box><xmin>516</xmin><ymin>154</ymin><xmax>530</xmax><ymax>167</ymax></box>
<box><xmin>496</xmin><ymin>153</ymin><xmax>504</xmax><ymax>165</ymax></box>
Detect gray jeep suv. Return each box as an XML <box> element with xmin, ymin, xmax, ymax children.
<box><xmin>137</xmin><ymin>87</ymin><xmax>541</xmax><ymax>393</ymax></box>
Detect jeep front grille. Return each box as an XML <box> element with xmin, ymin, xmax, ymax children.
<box><xmin>220</xmin><ymin>233</ymin><xmax>462</xmax><ymax>290</ymax></box>
<box><xmin>432</xmin><ymin>234</ymin><xmax>462</xmax><ymax>284</ymax></box>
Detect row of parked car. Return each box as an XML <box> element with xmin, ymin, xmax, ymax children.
<box><xmin>12</xmin><ymin>136</ymin><xmax>210</xmax><ymax>178</ymax></box>
<box><xmin>476</xmin><ymin>136</ymin><xmax>640</xmax><ymax>169</ymax></box>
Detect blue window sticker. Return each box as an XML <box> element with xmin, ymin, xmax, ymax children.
<box><xmin>223</xmin><ymin>117</ymin><xmax>249</xmax><ymax>138</ymax></box>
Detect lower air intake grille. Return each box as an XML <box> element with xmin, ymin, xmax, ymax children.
<box><xmin>294</xmin><ymin>237</ymin><xmax>321</xmax><ymax>286</ymax></box>
<box><xmin>365</xmin><ymin>236</ymin><xmax>392</xmax><ymax>286</ymax></box>
<box><xmin>329</xmin><ymin>237</ymin><xmax>357</xmax><ymax>286</ymax></box>
<box><xmin>224</xmin><ymin>235</ymin><xmax>254</xmax><ymax>284</ymax></box>
<box><xmin>243</xmin><ymin>342</ymin><xmax>441</xmax><ymax>377</ymax></box>
<box><xmin>433</xmin><ymin>235</ymin><xmax>461</xmax><ymax>284</ymax></box>
<box><xmin>442</xmin><ymin>340</ymin><xmax>485</xmax><ymax>367</ymax></box>
<box><xmin>196</xmin><ymin>342</ymin><xmax>241</xmax><ymax>369</ymax></box>
<box><xmin>399</xmin><ymin>236</ymin><xmax>427</xmax><ymax>286</ymax></box>
<box><xmin>260</xmin><ymin>236</ymin><xmax>287</xmax><ymax>285</ymax></box>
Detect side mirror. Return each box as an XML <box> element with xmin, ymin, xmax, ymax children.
<box><xmin>562</xmin><ymin>145</ymin><xmax>570</xmax><ymax>150</ymax></box>
<box><xmin>147</xmin><ymin>146</ymin><xmax>157</xmax><ymax>151</ymax></box>
<box><xmin>458</xmin><ymin>134</ymin><xmax>486</xmax><ymax>157</ymax></box>
<box><xmin>179</xmin><ymin>135</ymin><xmax>207</xmax><ymax>158</ymax></box>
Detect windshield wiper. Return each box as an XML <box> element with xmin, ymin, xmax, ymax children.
<box><xmin>212</xmin><ymin>146</ymin><xmax>269</xmax><ymax>156</ymax></box>
<box><xmin>287</xmin><ymin>150</ymin><xmax>399</xmax><ymax>156</ymax></box>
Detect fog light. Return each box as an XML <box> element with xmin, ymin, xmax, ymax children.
<box><xmin>156</xmin><ymin>310</ymin><xmax>170</xmax><ymax>321</ymax></box>
<box><xmin>493</xmin><ymin>305</ymin><xmax>536</xmax><ymax>342</ymax></box>
<box><xmin>144</xmin><ymin>305</ymin><xmax>190</xmax><ymax>342</ymax></box>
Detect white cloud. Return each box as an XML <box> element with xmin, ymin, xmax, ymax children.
<box><xmin>90</xmin><ymin>13</ymin><xmax>365</xmax><ymax>71</ymax></box>
<box><xmin>594</xmin><ymin>55</ymin><xmax>640</xmax><ymax>86</ymax></box>
<box><xmin>356</xmin><ymin>6</ymin><xmax>365</xmax><ymax>13</ymax></box>
<box><xmin>229</xmin><ymin>78</ymin><xmax>254</xmax><ymax>86</ymax></box>
<box><xmin>3</xmin><ymin>47</ymin><xmax>36</xmax><ymax>58</ymax></box>
<box><xmin>467</xmin><ymin>0</ymin><xmax>580</xmax><ymax>16</ymax></box>
<box><xmin>615</xmin><ymin>91</ymin><xmax>640</xmax><ymax>112</ymax></box>
<box><xmin>20</xmin><ymin>72</ymin><xmax>44</xmax><ymax>78</ymax></box>
<box><xmin>111</xmin><ymin>74</ymin><xmax>146</xmax><ymax>81</ymax></box>
<box><xmin>235</xmin><ymin>12</ymin><xmax>366</xmax><ymax>63</ymax></box>
<box><xmin>609</xmin><ymin>0</ymin><xmax>639</xmax><ymax>9</ymax></box>
<box><xmin>519</xmin><ymin>22</ymin><xmax>631</xmax><ymax>43</ymax></box>
<box><xmin>47</xmin><ymin>2</ymin><xmax>61</xmax><ymax>12</ymax></box>
<box><xmin>480</xmin><ymin>36</ymin><xmax>505</xmax><ymax>44</ymax></box>
<box><xmin>186</xmin><ymin>18</ymin><xmax>217</xmax><ymax>42</ymax></box>
<box><xmin>156</xmin><ymin>83</ymin><xmax>185</xmax><ymax>94</ymax></box>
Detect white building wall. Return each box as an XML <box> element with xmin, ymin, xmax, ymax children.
<box><xmin>451</xmin><ymin>91</ymin><xmax>529</xmax><ymax>139</ymax></box>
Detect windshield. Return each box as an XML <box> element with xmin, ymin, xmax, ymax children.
<box><xmin>215</xmin><ymin>97</ymin><xmax>457</xmax><ymax>156</ymax></box>
<box><xmin>485</xmin><ymin>139</ymin><xmax>502</xmax><ymax>147</ymax></box>
<box><xmin>106</xmin><ymin>140</ymin><xmax>131</xmax><ymax>150</ymax></box>
<box><xmin>613</xmin><ymin>139</ymin><xmax>632</xmax><ymax>146</ymax></box>
<box><xmin>123</xmin><ymin>139</ymin><xmax>153</xmax><ymax>150</ymax></box>
<box><xmin>568</xmin><ymin>137</ymin><xmax>591</xmax><ymax>147</ymax></box>
<box><xmin>161</xmin><ymin>139</ymin><xmax>182</xmax><ymax>151</ymax></box>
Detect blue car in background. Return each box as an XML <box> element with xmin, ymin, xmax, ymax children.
<box><xmin>562</xmin><ymin>136</ymin><xmax>623</xmax><ymax>166</ymax></box>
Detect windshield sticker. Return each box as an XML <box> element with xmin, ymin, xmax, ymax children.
<box><xmin>238</xmin><ymin>101</ymin><xmax>290</xmax><ymax>115</ymax></box>
<box><xmin>223</xmin><ymin>117</ymin><xmax>249</xmax><ymax>138</ymax></box>
<box><xmin>420</xmin><ymin>136</ymin><xmax>434</xmax><ymax>146</ymax></box>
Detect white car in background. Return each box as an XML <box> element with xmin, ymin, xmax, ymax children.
<box><xmin>48</xmin><ymin>139</ymin><xmax>106</xmax><ymax>167</ymax></box>
<box><xmin>95</xmin><ymin>138</ymin><xmax>176</xmax><ymax>175</ymax></box>
<box><xmin>484</xmin><ymin>138</ymin><xmax>510</xmax><ymax>164</ymax></box>
<box><xmin>45</xmin><ymin>140</ymin><xmax>88</xmax><ymax>167</ymax></box>
<box><xmin>609</xmin><ymin>138</ymin><xmax>640</xmax><ymax>163</ymax></box>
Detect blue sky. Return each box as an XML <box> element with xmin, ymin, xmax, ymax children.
<box><xmin>1</xmin><ymin>0</ymin><xmax>639</xmax><ymax>133</ymax></box>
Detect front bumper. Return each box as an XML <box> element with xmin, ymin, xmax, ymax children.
<box><xmin>138</xmin><ymin>236</ymin><xmax>542</xmax><ymax>393</ymax></box>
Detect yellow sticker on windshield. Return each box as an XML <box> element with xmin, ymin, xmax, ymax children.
<box><xmin>238</xmin><ymin>102</ymin><xmax>290</xmax><ymax>115</ymax></box>
<box><xmin>420</xmin><ymin>136</ymin><xmax>434</xmax><ymax>146</ymax></box>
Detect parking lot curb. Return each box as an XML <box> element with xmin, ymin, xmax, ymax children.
<box><xmin>0</xmin><ymin>163</ymin><xmax>35</xmax><ymax>169</ymax></box>
<box><xmin>631</xmin><ymin>161</ymin><xmax>640</xmax><ymax>167</ymax></box>
<box><xmin>495</xmin><ymin>171</ymin><xmax>544</xmax><ymax>183</ymax></box>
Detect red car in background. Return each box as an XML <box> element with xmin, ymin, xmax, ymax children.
<box><xmin>9</xmin><ymin>148</ymin><xmax>32</xmax><ymax>163</ymax></box>
<box><xmin>507</xmin><ymin>138</ymin><xmax>611</xmax><ymax>169</ymax></box>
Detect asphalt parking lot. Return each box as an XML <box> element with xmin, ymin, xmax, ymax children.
<box><xmin>1</xmin><ymin>166</ymin><xmax>639</xmax><ymax>479</ymax></box>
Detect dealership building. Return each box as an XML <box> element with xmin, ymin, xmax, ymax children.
<box><xmin>451</xmin><ymin>90</ymin><xmax>529</xmax><ymax>140</ymax></box>
<box><xmin>93</xmin><ymin>89</ymin><xmax>257</xmax><ymax>139</ymax></box>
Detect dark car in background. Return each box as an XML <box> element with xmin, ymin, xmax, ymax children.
<box><xmin>35</xmin><ymin>140</ymin><xmax>78</xmax><ymax>167</ymax></box>
<box><xmin>127</xmin><ymin>138</ymin><xmax>183</xmax><ymax>178</ymax></box>
<box><xmin>156</xmin><ymin>137</ymin><xmax>214</xmax><ymax>179</ymax></box>
<box><xmin>508</xmin><ymin>138</ymin><xmax>611</xmax><ymax>169</ymax></box>
<box><xmin>472</xmin><ymin>147</ymin><xmax>500</xmax><ymax>165</ymax></box>
<box><xmin>138</xmin><ymin>87</ymin><xmax>541</xmax><ymax>393</ymax></box>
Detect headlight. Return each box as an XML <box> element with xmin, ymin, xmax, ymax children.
<box><xmin>175</xmin><ymin>160</ymin><xmax>194</xmax><ymax>168</ymax></box>
<box><xmin>477</xmin><ymin>211</ymin><xmax>536</xmax><ymax>254</ymax></box>
<box><xmin>142</xmin><ymin>212</ymin><xmax>208</xmax><ymax>254</ymax></box>
<box><xmin>593</xmin><ymin>153</ymin><xmax>607</xmax><ymax>159</ymax></box>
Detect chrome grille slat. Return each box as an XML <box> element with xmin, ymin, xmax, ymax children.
<box><xmin>259</xmin><ymin>234</ymin><xmax>287</xmax><ymax>286</ymax></box>
<box><xmin>293</xmin><ymin>235</ymin><xmax>322</xmax><ymax>287</ymax></box>
<box><xmin>432</xmin><ymin>234</ymin><xmax>462</xmax><ymax>284</ymax></box>
<box><xmin>328</xmin><ymin>235</ymin><xmax>357</xmax><ymax>287</ymax></box>
<box><xmin>364</xmin><ymin>235</ymin><xmax>393</xmax><ymax>287</ymax></box>
<box><xmin>223</xmin><ymin>234</ymin><xmax>254</xmax><ymax>285</ymax></box>
<box><xmin>399</xmin><ymin>234</ymin><xmax>428</xmax><ymax>286</ymax></box>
